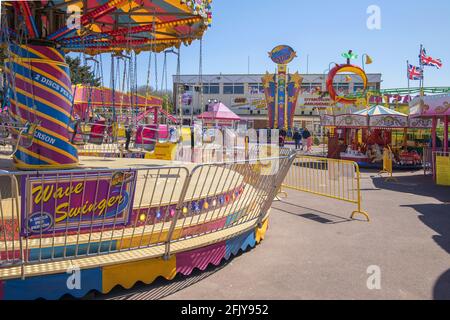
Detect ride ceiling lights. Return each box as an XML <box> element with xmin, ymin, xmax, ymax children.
<box><xmin>3</xmin><ymin>0</ymin><xmax>213</xmax><ymax>54</ymax></box>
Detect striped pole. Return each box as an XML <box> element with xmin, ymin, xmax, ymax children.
<box><xmin>5</xmin><ymin>44</ymin><xmax>79</xmax><ymax>170</ymax></box>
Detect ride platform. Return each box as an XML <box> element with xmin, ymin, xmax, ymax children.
<box><xmin>0</xmin><ymin>152</ymin><xmax>292</xmax><ymax>299</ymax></box>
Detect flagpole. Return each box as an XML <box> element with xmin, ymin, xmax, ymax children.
<box><xmin>419</xmin><ymin>44</ymin><xmax>424</xmax><ymax>96</ymax></box>
<box><xmin>407</xmin><ymin>60</ymin><xmax>410</xmax><ymax>91</ymax></box>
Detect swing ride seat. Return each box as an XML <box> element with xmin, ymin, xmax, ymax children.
<box><xmin>135</xmin><ymin>124</ymin><xmax>169</xmax><ymax>151</ymax></box>
<box><xmin>0</xmin><ymin>121</ymin><xmax>37</xmax><ymax>155</ymax></box>
<box><xmin>88</xmin><ymin>120</ymin><xmax>108</xmax><ymax>145</ymax></box>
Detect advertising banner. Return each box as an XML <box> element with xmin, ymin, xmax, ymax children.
<box><xmin>21</xmin><ymin>170</ymin><xmax>137</xmax><ymax>237</ymax></box>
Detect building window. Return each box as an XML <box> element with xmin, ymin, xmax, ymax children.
<box><xmin>223</xmin><ymin>83</ymin><xmax>244</xmax><ymax>94</ymax></box>
<box><xmin>223</xmin><ymin>83</ymin><xmax>234</xmax><ymax>94</ymax></box>
<box><xmin>301</xmin><ymin>83</ymin><xmax>322</xmax><ymax>94</ymax></box>
<box><xmin>249</xmin><ymin>83</ymin><xmax>264</xmax><ymax>94</ymax></box>
<box><xmin>234</xmin><ymin>83</ymin><xmax>244</xmax><ymax>94</ymax></box>
<box><xmin>353</xmin><ymin>83</ymin><xmax>365</xmax><ymax>93</ymax></box>
<box><xmin>333</xmin><ymin>83</ymin><xmax>349</xmax><ymax>95</ymax></box>
<box><xmin>202</xmin><ymin>83</ymin><xmax>220</xmax><ymax>94</ymax></box>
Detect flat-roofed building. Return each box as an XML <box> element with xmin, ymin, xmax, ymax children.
<box><xmin>173</xmin><ymin>73</ymin><xmax>382</xmax><ymax>132</ymax></box>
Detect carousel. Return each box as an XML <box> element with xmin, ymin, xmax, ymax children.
<box><xmin>322</xmin><ymin>104</ymin><xmax>432</xmax><ymax>169</ymax></box>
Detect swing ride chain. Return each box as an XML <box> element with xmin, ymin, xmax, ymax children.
<box><xmin>0</xmin><ymin>11</ymin><xmax>40</xmax><ymax>155</ymax></box>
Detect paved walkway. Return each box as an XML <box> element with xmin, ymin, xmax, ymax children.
<box><xmin>101</xmin><ymin>170</ymin><xmax>450</xmax><ymax>300</ymax></box>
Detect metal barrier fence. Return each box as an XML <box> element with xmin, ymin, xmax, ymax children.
<box><xmin>423</xmin><ymin>147</ymin><xmax>434</xmax><ymax>176</ymax></box>
<box><xmin>423</xmin><ymin>147</ymin><xmax>446</xmax><ymax>177</ymax></box>
<box><xmin>282</xmin><ymin>155</ymin><xmax>369</xmax><ymax>221</ymax></box>
<box><xmin>0</xmin><ymin>148</ymin><xmax>295</xmax><ymax>277</ymax></box>
<box><xmin>76</xmin><ymin>124</ymin><xmax>175</xmax><ymax>157</ymax></box>
<box><xmin>76</xmin><ymin>142</ymin><xmax>132</xmax><ymax>157</ymax></box>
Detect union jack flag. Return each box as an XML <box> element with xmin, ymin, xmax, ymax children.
<box><xmin>408</xmin><ymin>64</ymin><xmax>423</xmax><ymax>80</ymax></box>
<box><xmin>420</xmin><ymin>48</ymin><xmax>443</xmax><ymax>69</ymax></box>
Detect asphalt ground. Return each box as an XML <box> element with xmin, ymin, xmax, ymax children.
<box><xmin>98</xmin><ymin>169</ymin><xmax>450</xmax><ymax>300</ymax></box>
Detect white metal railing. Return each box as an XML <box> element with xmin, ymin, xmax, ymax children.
<box><xmin>0</xmin><ymin>149</ymin><xmax>296</xmax><ymax>278</ymax></box>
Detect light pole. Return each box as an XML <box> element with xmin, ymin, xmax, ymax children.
<box><xmin>321</xmin><ymin>62</ymin><xmax>338</xmax><ymax>154</ymax></box>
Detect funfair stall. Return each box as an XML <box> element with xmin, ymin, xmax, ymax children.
<box><xmin>410</xmin><ymin>94</ymin><xmax>450</xmax><ymax>185</ymax></box>
<box><xmin>322</xmin><ymin>105</ymin><xmax>432</xmax><ymax>169</ymax></box>
<box><xmin>197</xmin><ymin>102</ymin><xmax>241</xmax><ymax>128</ymax></box>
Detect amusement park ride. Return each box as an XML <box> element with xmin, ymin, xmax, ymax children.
<box><xmin>0</xmin><ymin>0</ymin><xmax>212</xmax><ymax>169</ymax></box>
<box><xmin>314</xmin><ymin>49</ymin><xmax>449</xmax><ymax>171</ymax></box>
<box><xmin>1</xmin><ymin>0</ymin><xmax>297</xmax><ymax>301</ymax></box>
<box><xmin>0</xmin><ymin>1</ymin><xmax>448</xmax><ymax>301</ymax></box>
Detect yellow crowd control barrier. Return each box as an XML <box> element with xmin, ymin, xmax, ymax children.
<box><xmin>379</xmin><ymin>147</ymin><xmax>397</xmax><ymax>182</ymax></box>
<box><xmin>282</xmin><ymin>155</ymin><xmax>370</xmax><ymax>222</ymax></box>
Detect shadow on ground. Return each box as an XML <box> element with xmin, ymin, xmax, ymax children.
<box><xmin>434</xmin><ymin>269</ymin><xmax>450</xmax><ymax>300</ymax></box>
<box><xmin>402</xmin><ymin>203</ymin><xmax>450</xmax><ymax>255</ymax></box>
<box><xmin>371</xmin><ymin>173</ymin><xmax>450</xmax><ymax>203</ymax></box>
<box><xmin>400</xmin><ymin>203</ymin><xmax>450</xmax><ymax>300</ymax></box>
<box><xmin>272</xmin><ymin>200</ymin><xmax>354</xmax><ymax>224</ymax></box>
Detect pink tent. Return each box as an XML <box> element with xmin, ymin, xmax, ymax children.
<box><xmin>197</xmin><ymin>102</ymin><xmax>241</xmax><ymax>122</ymax></box>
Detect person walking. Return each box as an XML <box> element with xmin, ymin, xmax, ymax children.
<box><xmin>279</xmin><ymin>128</ymin><xmax>287</xmax><ymax>147</ymax></box>
<box><xmin>293</xmin><ymin>129</ymin><xmax>302</xmax><ymax>150</ymax></box>
<box><xmin>302</xmin><ymin>127</ymin><xmax>312</xmax><ymax>152</ymax></box>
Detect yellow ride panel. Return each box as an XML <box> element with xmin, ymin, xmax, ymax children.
<box><xmin>436</xmin><ymin>156</ymin><xmax>450</xmax><ymax>186</ymax></box>
<box><xmin>144</xmin><ymin>143</ymin><xmax>177</xmax><ymax>160</ymax></box>
<box><xmin>102</xmin><ymin>256</ymin><xmax>177</xmax><ymax>293</ymax></box>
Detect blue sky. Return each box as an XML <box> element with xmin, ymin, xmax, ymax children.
<box><xmin>95</xmin><ymin>0</ymin><xmax>450</xmax><ymax>89</ymax></box>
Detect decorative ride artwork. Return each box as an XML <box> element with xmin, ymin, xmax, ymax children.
<box><xmin>335</xmin><ymin>114</ymin><xmax>368</xmax><ymax>128</ymax></box>
<box><xmin>370</xmin><ymin>115</ymin><xmax>408</xmax><ymax>128</ymax></box>
<box><xmin>326</xmin><ymin>64</ymin><xmax>368</xmax><ymax>105</ymax></box>
<box><xmin>21</xmin><ymin>170</ymin><xmax>137</xmax><ymax>237</ymax></box>
<box><xmin>409</xmin><ymin>117</ymin><xmax>433</xmax><ymax>129</ymax></box>
<box><xmin>320</xmin><ymin>115</ymin><xmax>335</xmax><ymax>127</ymax></box>
<box><xmin>263</xmin><ymin>45</ymin><xmax>303</xmax><ymax>130</ymax></box>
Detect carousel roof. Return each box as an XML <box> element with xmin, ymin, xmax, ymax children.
<box><xmin>2</xmin><ymin>0</ymin><xmax>212</xmax><ymax>54</ymax></box>
<box><xmin>353</xmin><ymin>105</ymin><xmax>408</xmax><ymax>117</ymax></box>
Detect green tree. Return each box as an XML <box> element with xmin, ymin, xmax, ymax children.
<box><xmin>66</xmin><ymin>56</ymin><xmax>101</xmax><ymax>86</ymax></box>
<box><xmin>137</xmin><ymin>85</ymin><xmax>174</xmax><ymax>114</ymax></box>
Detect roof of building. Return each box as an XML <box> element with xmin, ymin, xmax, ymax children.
<box><xmin>353</xmin><ymin>105</ymin><xmax>408</xmax><ymax>117</ymax></box>
<box><xmin>173</xmin><ymin>73</ymin><xmax>383</xmax><ymax>84</ymax></box>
